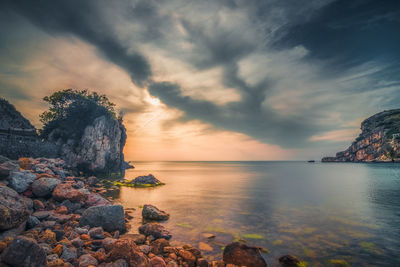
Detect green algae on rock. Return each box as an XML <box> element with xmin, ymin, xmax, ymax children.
<box><xmin>114</xmin><ymin>174</ymin><xmax>165</xmax><ymax>188</ymax></box>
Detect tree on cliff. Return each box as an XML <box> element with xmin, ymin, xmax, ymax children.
<box><xmin>39</xmin><ymin>89</ymin><xmax>119</xmax><ymax>142</ymax></box>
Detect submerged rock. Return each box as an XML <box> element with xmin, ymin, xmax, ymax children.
<box><xmin>80</xmin><ymin>205</ymin><xmax>126</xmax><ymax>232</ymax></box>
<box><xmin>139</xmin><ymin>223</ymin><xmax>172</xmax><ymax>240</ymax></box>
<box><xmin>1</xmin><ymin>236</ymin><xmax>47</xmax><ymax>267</ymax></box>
<box><xmin>278</xmin><ymin>255</ymin><xmax>300</xmax><ymax>267</ymax></box>
<box><xmin>0</xmin><ymin>185</ymin><xmax>29</xmax><ymax>230</ymax></box>
<box><xmin>142</xmin><ymin>204</ymin><xmax>170</xmax><ymax>221</ymax></box>
<box><xmin>223</xmin><ymin>242</ymin><xmax>267</xmax><ymax>267</ymax></box>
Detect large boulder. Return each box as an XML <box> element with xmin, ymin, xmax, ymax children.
<box><xmin>107</xmin><ymin>238</ymin><xmax>150</xmax><ymax>267</ymax></box>
<box><xmin>52</xmin><ymin>183</ymin><xmax>88</xmax><ymax>203</ymax></box>
<box><xmin>138</xmin><ymin>223</ymin><xmax>171</xmax><ymax>240</ymax></box>
<box><xmin>8</xmin><ymin>171</ymin><xmax>36</xmax><ymax>193</ymax></box>
<box><xmin>142</xmin><ymin>204</ymin><xmax>169</xmax><ymax>221</ymax></box>
<box><xmin>32</xmin><ymin>177</ymin><xmax>61</xmax><ymax>197</ymax></box>
<box><xmin>1</xmin><ymin>236</ymin><xmax>46</xmax><ymax>267</ymax></box>
<box><xmin>0</xmin><ymin>185</ymin><xmax>29</xmax><ymax>230</ymax></box>
<box><xmin>49</xmin><ymin>115</ymin><xmax>127</xmax><ymax>175</ymax></box>
<box><xmin>80</xmin><ymin>205</ymin><xmax>126</xmax><ymax>232</ymax></box>
<box><xmin>223</xmin><ymin>242</ymin><xmax>267</xmax><ymax>267</ymax></box>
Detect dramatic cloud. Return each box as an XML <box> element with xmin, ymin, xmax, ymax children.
<box><xmin>1</xmin><ymin>0</ymin><xmax>399</xmax><ymax>158</ymax></box>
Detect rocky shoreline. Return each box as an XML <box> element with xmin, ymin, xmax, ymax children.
<box><xmin>0</xmin><ymin>156</ymin><xmax>305</xmax><ymax>267</ymax></box>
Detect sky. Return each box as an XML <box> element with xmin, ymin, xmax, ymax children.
<box><xmin>0</xmin><ymin>0</ymin><xmax>399</xmax><ymax>161</ymax></box>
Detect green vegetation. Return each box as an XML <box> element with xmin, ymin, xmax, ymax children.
<box><xmin>329</xmin><ymin>259</ymin><xmax>350</xmax><ymax>267</ymax></box>
<box><xmin>297</xmin><ymin>261</ymin><xmax>308</xmax><ymax>267</ymax></box>
<box><xmin>113</xmin><ymin>181</ymin><xmax>165</xmax><ymax>188</ymax></box>
<box><xmin>359</xmin><ymin>241</ymin><xmax>382</xmax><ymax>254</ymax></box>
<box><xmin>176</xmin><ymin>223</ymin><xmax>195</xmax><ymax>229</ymax></box>
<box><xmin>241</xmin><ymin>233</ymin><xmax>265</xmax><ymax>240</ymax></box>
<box><xmin>40</xmin><ymin>89</ymin><xmax>120</xmax><ymax>141</ymax></box>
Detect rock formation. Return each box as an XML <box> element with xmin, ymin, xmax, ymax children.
<box><xmin>48</xmin><ymin>115</ymin><xmax>127</xmax><ymax>175</ymax></box>
<box><xmin>322</xmin><ymin>109</ymin><xmax>400</xmax><ymax>162</ymax></box>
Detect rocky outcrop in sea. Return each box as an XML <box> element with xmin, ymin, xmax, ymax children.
<box><xmin>322</xmin><ymin>109</ymin><xmax>400</xmax><ymax>162</ymax></box>
<box><xmin>0</xmin><ymin>97</ymin><xmax>128</xmax><ymax>175</ymax></box>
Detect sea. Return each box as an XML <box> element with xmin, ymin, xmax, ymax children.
<box><xmin>108</xmin><ymin>161</ymin><xmax>400</xmax><ymax>266</ymax></box>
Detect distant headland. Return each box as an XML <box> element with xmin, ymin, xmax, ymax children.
<box><xmin>322</xmin><ymin>109</ymin><xmax>400</xmax><ymax>162</ymax></box>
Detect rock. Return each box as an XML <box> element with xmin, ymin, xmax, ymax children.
<box><xmin>32</xmin><ymin>177</ymin><xmax>61</xmax><ymax>197</ymax></box>
<box><xmin>74</xmin><ymin>227</ymin><xmax>89</xmax><ymax>235</ymax></box>
<box><xmin>99</xmin><ymin>259</ymin><xmax>129</xmax><ymax>267</ymax></box>
<box><xmin>60</xmin><ymin>200</ymin><xmax>82</xmax><ymax>213</ymax></box>
<box><xmin>142</xmin><ymin>205</ymin><xmax>170</xmax><ymax>221</ymax></box>
<box><xmin>32</xmin><ymin>210</ymin><xmax>51</xmax><ymax>220</ymax></box>
<box><xmin>1</xmin><ymin>236</ymin><xmax>46</xmax><ymax>267</ymax></box>
<box><xmin>47</xmin><ymin>254</ymin><xmax>59</xmax><ymax>262</ymax></box>
<box><xmin>80</xmin><ymin>205</ymin><xmax>126</xmax><ymax>232</ymax></box>
<box><xmin>278</xmin><ymin>255</ymin><xmax>300</xmax><ymax>267</ymax></box>
<box><xmin>150</xmin><ymin>256</ymin><xmax>166</xmax><ymax>267</ymax></box>
<box><xmin>0</xmin><ymin>165</ymin><xmax>10</xmax><ymax>179</ymax></box>
<box><xmin>139</xmin><ymin>223</ymin><xmax>171</xmax><ymax>240</ymax></box>
<box><xmin>131</xmin><ymin>174</ymin><xmax>162</xmax><ymax>185</ymax></box>
<box><xmin>179</xmin><ymin>250</ymin><xmax>197</xmax><ymax>264</ymax></box>
<box><xmin>166</xmin><ymin>261</ymin><xmax>178</xmax><ymax>267</ymax></box>
<box><xmin>197</xmin><ymin>258</ymin><xmax>208</xmax><ymax>267</ymax></box>
<box><xmin>78</xmin><ymin>254</ymin><xmax>98</xmax><ymax>267</ymax></box>
<box><xmin>86</xmin><ymin>193</ymin><xmax>111</xmax><ymax>206</ymax></box>
<box><xmin>0</xmin><ymin>221</ymin><xmax>27</xmax><ymax>240</ymax></box>
<box><xmin>39</xmin><ymin>243</ymin><xmax>52</xmax><ymax>255</ymax></box>
<box><xmin>71</xmin><ymin>237</ymin><xmax>84</xmax><ymax>248</ymax></box>
<box><xmin>322</xmin><ymin>109</ymin><xmax>400</xmax><ymax>162</ymax></box>
<box><xmin>223</xmin><ymin>242</ymin><xmax>267</xmax><ymax>267</ymax></box>
<box><xmin>26</xmin><ymin>216</ymin><xmax>40</xmax><ymax>229</ymax></box>
<box><xmin>49</xmin><ymin>115</ymin><xmax>127</xmax><ymax>176</ymax></box>
<box><xmin>52</xmin><ymin>183</ymin><xmax>88</xmax><ymax>203</ymax></box>
<box><xmin>150</xmin><ymin>238</ymin><xmax>170</xmax><ymax>255</ymax></box>
<box><xmin>61</xmin><ymin>245</ymin><xmax>78</xmax><ymax>262</ymax></box>
<box><xmin>107</xmin><ymin>238</ymin><xmax>150</xmax><ymax>267</ymax></box>
<box><xmin>123</xmin><ymin>233</ymin><xmax>146</xmax><ymax>245</ymax></box>
<box><xmin>139</xmin><ymin>244</ymin><xmax>152</xmax><ymax>254</ymax></box>
<box><xmin>89</xmin><ymin>227</ymin><xmax>105</xmax><ymax>239</ymax></box>
<box><xmin>33</xmin><ymin>199</ymin><xmax>45</xmax><ymax>211</ymax></box>
<box><xmin>8</xmin><ymin>171</ymin><xmax>36</xmax><ymax>193</ymax></box>
<box><xmin>0</xmin><ymin>185</ymin><xmax>29</xmax><ymax>230</ymax></box>
<box><xmin>55</xmin><ymin>205</ymin><xmax>68</xmax><ymax>214</ymax></box>
<box><xmin>198</xmin><ymin>242</ymin><xmax>213</xmax><ymax>252</ymax></box>
<box><xmin>39</xmin><ymin>229</ymin><xmax>57</xmax><ymax>245</ymax></box>
<box><xmin>102</xmin><ymin>237</ymin><xmax>116</xmax><ymax>252</ymax></box>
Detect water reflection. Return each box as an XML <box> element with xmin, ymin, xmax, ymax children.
<box><xmin>111</xmin><ymin>161</ymin><xmax>400</xmax><ymax>266</ymax></box>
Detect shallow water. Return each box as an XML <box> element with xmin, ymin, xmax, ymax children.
<box><xmin>111</xmin><ymin>161</ymin><xmax>400</xmax><ymax>266</ymax></box>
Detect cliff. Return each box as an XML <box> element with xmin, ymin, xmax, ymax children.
<box><xmin>48</xmin><ymin>115</ymin><xmax>127</xmax><ymax>175</ymax></box>
<box><xmin>322</xmin><ymin>109</ymin><xmax>400</xmax><ymax>162</ymax></box>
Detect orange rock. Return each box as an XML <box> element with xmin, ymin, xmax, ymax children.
<box><xmin>40</xmin><ymin>229</ymin><xmax>57</xmax><ymax>245</ymax></box>
<box><xmin>18</xmin><ymin>157</ymin><xmax>31</xmax><ymax>170</ymax></box>
<box><xmin>148</xmin><ymin>252</ymin><xmax>156</xmax><ymax>258</ymax></box>
<box><xmin>107</xmin><ymin>238</ymin><xmax>149</xmax><ymax>267</ymax></box>
<box><xmin>37</xmin><ymin>173</ymin><xmax>54</xmax><ymax>178</ymax></box>
<box><xmin>52</xmin><ymin>244</ymin><xmax>63</xmax><ymax>256</ymax></box>
<box><xmin>0</xmin><ymin>241</ymin><xmax>7</xmax><ymax>253</ymax></box>
<box><xmin>52</xmin><ymin>183</ymin><xmax>88</xmax><ymax>203</ymax></box>
<box><xmin>81</xmin><ymin>234</ymin><xmax>91</xmax><ymax>241</ymax></box>
<box><xmin>56</xmin><ymin>206</ymin><xmax>68</xmax><ymax>214</ymax></box>
<box><xmin>93</xmin><ymin>251</ymin><xmax>107</xmax><ymax>262</ymax></box>
<box><xmin>179</xmin><ymin>250</ymin><xmax>196</xmax><ymax>264</ymax></box>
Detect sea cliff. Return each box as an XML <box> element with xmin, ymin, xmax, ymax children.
<box><xmin>322</xmin><ymin>109</ymin><xmax>400</xmax><ymax>162</ymax></box>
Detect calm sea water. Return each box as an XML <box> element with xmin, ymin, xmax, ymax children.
<box><xmin>111</xmin><ymin>161</ymin><xmax>400</xmax><ymax>266</ymax></box>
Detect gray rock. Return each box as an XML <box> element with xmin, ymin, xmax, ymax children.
<box><xmin>47</xmin><ymin>254</ymin><xmax>59</xmax><ymax>262</ymax></box>
<box><xmin>1</xmin><ymin>236</ymin><xmax>46</xmax><ymax>267</ymax></box>
<box><xmin>60</xmin><ymin>199</ymin><xmax>82</xmax><ymax>212</ymax></box>
<box><xmin>0</xmin><ymin>221</ymin><xmax>27</xmax><ymax>240</ymax></box>
<box><xmin>0</xmin><ymin>185</ymin><xmax>29</xmax><ymax>230</ymax></box>
<box><xmin>39</xmin><ymin>243</ymin><xmax>52</xmax><ymax>255</ymax></box>
<box><xmin>223</xmin><ymin>242</ymin><xmax>267</xmax><ymax>267</ymax></box>
<box><xmin>80</xmin><ymin>205</ymin><xmax>126</xmax><ymax>232</ymax></box>
<box><xmin>88</xmin><ymin>227</ymin><xmax>105</xmax><ymax>239</ymax></box>
<box><xmin>26</xmin><ymin>216</ymin><xmax>40</xmax><ymax>229</ymax></box>
<box><xmin>61</xmin><ymin>245</ymin><xmax>78</xmax><ymax>262</ymax></box>
<box><xmin>32</xmin><ymin>210</ymin><xmax>51</xmax><ymax>220</ymax></box>
<box><xmin>32</xmin><ymin>177</ymin><xmax>61</xmax><ymax>197</ymax></box>
<box><xmin>8</xmin><ymin>170</ymin><xmax>36</xmax><ymax>193</ymax></box>
<box><xmin>138</xmin><ymin>223</ymin><xmax>172</xmax><ymax>240</ymax></box>
<box><xmin>142</xmin><ymin>204</ymin><xmax>169</xmax><ymax>221</ymax></box>
<box><xmin>74</xmin><ymin>227</ymin><xmax>89</xmax><ymax>235</ymax></box>
<box><xmin>131</xmin><ymin>174</ymin><xmax>162</xmax><ymax>185</ymax></box>
<box><xmin>99</xmin><ymin>259</ymin><xmax>129</xmax><ymax>267</ymax></box>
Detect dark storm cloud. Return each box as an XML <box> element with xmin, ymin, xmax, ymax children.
<box><xmin>1</xmin><ymin>0</ymin><xmax>399</xmax><ymax>150</ymax></box>
<box><xmin>274</xmin><ymin>0</ymin><xmax>400</xmax><ymax>73</ymax></box>
<box><xmin>0</xmin><ymin>0</ymin><xmax>152</xmax><ymax>86</ymax></box>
